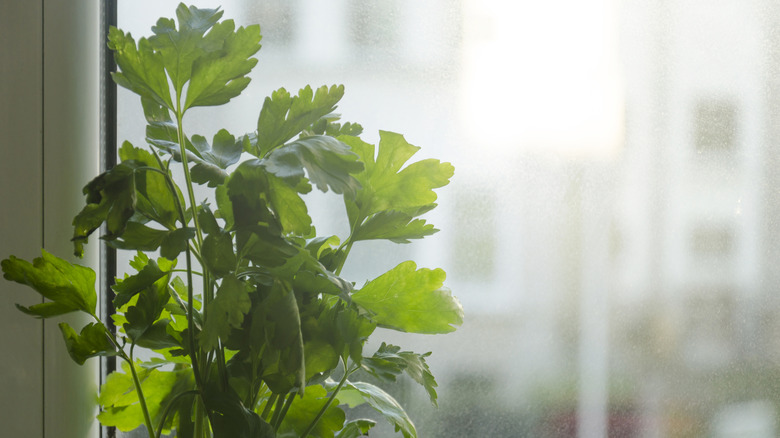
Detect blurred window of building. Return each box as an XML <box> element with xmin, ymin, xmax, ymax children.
<box><xmin>451</xmin><ymin>187</ymin><xmax>496</xmax><ymax>281</ymax></box>
<box><xmin>693</xmin><ymin>98</ymin><xmax>738</xmax><ymax>154</ymax></box>
<box><xmin>243</xmin><ymin>0</ymin><xmax>297</xmax><ymax>47</ymax></box>
<box><xmin>348</xmin><ymin>0</ymin><xmax>400</xmax><ymax>50</ymax></box>
<box><xmin>690</xmin><ymin>223</ymin><xmax>734</xmax><ymax>258</ymax></box>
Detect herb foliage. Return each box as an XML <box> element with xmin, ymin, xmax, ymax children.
<box><xmin>1</xmin><ymin>4</ymin><xmax>461</xmax><ymax>437</ymax></box>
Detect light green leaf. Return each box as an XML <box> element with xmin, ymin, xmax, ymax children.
<box><xmin>341</xmin><ymin>381</ymin><xmax>417</xmax><ymax>438</ymax></box>
<box><xmin>340</xmin><ymin>131</ymin><xmax>453</xmax><ymax>219</ymax></box>
<box><xmin>254</xmin><ymin>85</ymin><xmax>345</xmax><ymax>157</ymax></box>
<box><xmin>353</xmin><ymin>209</ymin><xmax>438</xmax><ymax>244</ymax></box>
<box><xmin>1</xmin><ymin>249</ymin><xmax>97</xmax><ymax>317</ymax></box>
<box><xmin>59</xmin><ymin>322</ymin><xmax>117</xmax><ymax>365</ymax></box>
<box><xmin>200</xmin><ymin>275</ymin><xmax>251</xmax><ymax>351</ymax></box>
<box><xmin>98</xmin><ymin>363</ymin><xmax>193</xmax><ymax>433</ymax></box>
<box><xmin>277</xmin><ymin>385</ymin><xmax>346</xmax><ymax>438</ymax></box>
<box><xmin>351</xmin><ymin>261</ymin><xmax>463</xmax><ymax>334</ymax></box>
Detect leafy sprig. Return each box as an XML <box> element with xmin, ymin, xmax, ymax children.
<box><xmin>1</xmin><ymin>4</ymin><xmax>462</xmax><ymax>438</ymax></box>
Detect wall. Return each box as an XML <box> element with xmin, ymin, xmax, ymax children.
<box><xmin>0</xmin><ymin>1</ymin><xmax>100</xmax><ymax>436</ymax></box>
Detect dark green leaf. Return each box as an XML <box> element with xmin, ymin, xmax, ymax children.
<box><xmin>72</xmin><ymin>162</ymin><xmax>138</xmax><ymax>257</ymax></box>
<box><xmin>160</xmin><ymin>227</ymin><xmax>196</xmax><ymax>259</ymax></box>
<box><xmin>204</xmin><ymin>384</ymin><xmax>275</xmax><ymax>438</ymax></box>
<box><xmin>351</xmin><ymin>261</ymin><xmax>463</xmax><ymax>334</ymax></box>
<box><xmin>267</xmin><ymin>174</ymin><xmax>312</xmax><ymax>236</ymax></box>
<box><xmin>361</xmin><ymin>343</ymin><xmax>438</xmax><ymax>406</ymax></box>
<box><xmin>340</xmin><ymin>381</ymin><xmax>417</xmax><ymax>438</ymax></box>
<box><xmin>200</xmin><ymin>275</ymin><xmax>251</xmax><ymax>351</ymax></box>
<box><xmin>123</xmin><ymin>277</ymin><xmax>172</xmax><ymax>345</ymax></box>
<box><xmin>118</xmin><ymin>141</ymin><xmax>183</xmax><ymax>228</ymax></box>
<box><xmin>254</xmin><ymin>85</ymin><xmax>345</xmax><ymax>157</ymax></box>
<box><xmin>107</xmin><ymin>222</ymin><xmax>194</xmax><ymax>260</ymax></box>
<box><xmin>59</xmin><ymin>322</ymin><xmax>117</xmax><ymax>365</ymax></box>
<box><xmin>335</xmin><ymin>419</ymin><xmax>376</xmax><ymax>438</ymax></box>
<box><xmin>263</xmin><ymin>136</ymin><xmax>363</xmax><ymax>198</ymax></box>
<box><xmin>112</xmin><ymin>258</ymin><xmax>170</xmax><ymax>308</ymax></box>
<box><xmin>261</xmin><ymin>281</ymin><xmax>305</xmax><ymax>393</ymax></box>
<box><xmin>184</xmin><ymin>20</ymin><xmax>262</xmax><ymax>109</ymax></box>
<box><xmin>149</xmin><ymin>4</ymin><xmax>223</xmax><ymax>94</ymax></box>
<box><xmin>1</xmin><ymin>250</ymin><xmax>97</xmax><ymax>317</ymax></box>
<box><xmin>194</xmin><ymin>129</ymin><xmax>244</xmax><ymax>168</ymax></box>
<box><xmin>202</xmin><ymin>231</ymin><xmax>237</xmax><ymax>278</ymax></box>
<box><xmin>108</xmin><ymin>27</ymin><xmax>173</xmax><ymax>109</ymax></box>
<box><xmin>197</xmin><ymin>203</ymin><xmax>221</xmax><ymax>235</ymax></box>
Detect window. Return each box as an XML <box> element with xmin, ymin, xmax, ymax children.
<box><xmin>110</xmin><ymin>1</ymin><xmax>780</xmax><ymax>437</ymax></box>
<box><xmin>693</xmin><ymin>98</ymin><xmax>738</xmax><ymax>154</ymax></box>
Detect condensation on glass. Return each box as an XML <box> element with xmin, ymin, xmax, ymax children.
<box><xmin>117</xmin><ymin>0</ymin><xmax>780</xmax><ymax>437</ymax></box>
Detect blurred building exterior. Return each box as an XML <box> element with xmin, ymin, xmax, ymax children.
<box><xmin>118</xmin><ymin>0</ymin><xmax>780</xmax><ymax>437</ymax></box>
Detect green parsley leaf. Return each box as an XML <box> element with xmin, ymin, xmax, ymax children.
<box><xmin>59</xmin><ymin>322</ymin><xmax>117</xmax><ymax>365</ymax></box>
<box><xmin>278</xmin><ymin>385</ymin><xmax>346</xmax><ymax>438</ymax></box>
<box><xmin>361</xmin><ymin>343</ymin><xmax>439</xmax><ymax>406</ymax></box>
<box><xmin>263</xmin><ymin>135</ymin><xmax>364</xmax><ymax>199</ymax></box>
<box><xmin>351</xmin><ymin>261</ymin><xmax>463</xmax><ymax>334</ymax></box>
<box><xmin>1</xmin><ymin>249</ymin><xmax>97</xmax><ymax>317</ymax></box>
<box><xmin>254</xmin><ymin>85</ymin><xmax>345</xmax><ymax>157</ymax></box>
<box><xmin>200</xmin><ymin>275</ymin><xmax>251</xmax><ymax>351</ymax></box>
<box><xmin>335</xmin><ymin>419</ymin><xmax>376</xmax><ymax>438</ymax></box>
<box><xmin>340</xmin><ymin>381</ymin><xmax>417</xmax><ymax>438</ymax></box>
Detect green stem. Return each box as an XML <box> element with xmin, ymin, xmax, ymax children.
<box><xmin>261</xmin><ymin>393</ymin><xmax>279</xmax><ymax>421</ymax></box>
<box><xmin>128</xmin><ymin>345</ymin><xmax>156</xmax><ymax>438</ymax></box>
<box><xmin>173</xmin><ymin>107</ymin><xmax>204</xmax><ymax>249</ymax></box>
<box><xmin>269</xmin><ymin>393</ymin><xmax>286</xmax><ymax>428</ymax></box>
<box><xmin>300</xmin><ymin>360</ymin><xmax>352</xmax><ymax>438</ymax></box>
<box><xmin>155</xmin><ymin>390</ymin><xmax>198</xmax><ymax>438</ymax></box>
<box><xmin>273</xmin><ymin>392</ymin><xmax>296</xmax><ymax>430</ymax></box>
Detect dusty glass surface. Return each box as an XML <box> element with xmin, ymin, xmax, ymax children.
<box><xmin>117</xmin><ymin>1</ymin><xmax>780</xmax><ymax>436</ymax></box>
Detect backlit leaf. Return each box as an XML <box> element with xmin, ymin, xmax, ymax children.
<box><xmin>59</xmin><ymin>322</ymin><xmax>117</xmax><ymax>365</ymax></box>
<box><xmin>278</xmin><ymin>385</ymin><xmax>346</xmax><ymax>438</ymax></box>
<box><xmin>1</xmin><ymin>249</ymin><xmax>97</xmax><ymax>317</ymax></box>
<box><xmin>254</xmin><ymin>85</ymin><xmax>345</xmax><ymax>157</ymax></box>
<box><xmin>340</xmin><ymin>131</ymin><xmax>453</xmax><ymax>220</ymax></box>
<box><xmin>351</xmin><ymin>261</ymin><xmax>463</xmax><ymax>334</ymax></box>
<box><xmin>340</xmin><ymin>381</ymin><xmax>417</xmax><ymax>438</ymax></box>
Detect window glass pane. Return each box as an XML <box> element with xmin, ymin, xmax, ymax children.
<box><xmin>116</xmin><ymin>1</ymin><xmax>780</xmax><ymax>436</ymax></box>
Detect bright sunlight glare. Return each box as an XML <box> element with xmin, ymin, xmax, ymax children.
<box><xmin>461</xmin><ymin>0</ymin><xmax>624</xmax><ymax>158</ymax></box>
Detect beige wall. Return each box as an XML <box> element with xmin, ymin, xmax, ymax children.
<box><xmin>1</xmin><ymin>1</ymin><xmax>100</xmax><ymax>436</ymax></box>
